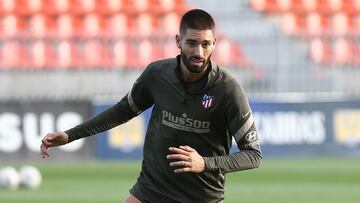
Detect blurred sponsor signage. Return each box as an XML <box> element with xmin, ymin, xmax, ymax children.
<box><xmin>95</xmin><ymin>101</ymin><xmax>360</xmax><ymax>159</ymax></box>
<box><xmin>0</xmin><ymin>101</ymin><xmax>92</xmax><ymax>161</ymax></box>
<box><xmin>94</xmin><ymin>105</ymin><xmax>151</xmax><ymax>160</ymax></box>
<box><xmin>254</xmin><ymin>111</ymin><xmax>326</xmax><ymax>145</ymax></box>
<box><xmin>334</xmin><ymin>110</ymin><xmax>360</xmax><ymax>148</ymax></box>
<box><xmin>249</xmin><ymin>101</ymin><xmax>360</xmax><ymax>156</ymax></box>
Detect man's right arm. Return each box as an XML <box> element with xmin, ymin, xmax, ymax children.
<box><xmin>65</xmin><ymin>62</ymin><xmax>155</xmax><ymax>142</ymax></box>
<box><xmin>65</xmin><ymin>95</ymin><xmax>138</xmax><ymax>142</ymax></box>
<box><xmin>41</xmin><ymin>64</ymin><xmax>155</xmax><ymax>157</ymax></box>
<box><xmin>40</xmin><ymin>95</ymin><xmax>138</xmax><ymax>158</ymax></box>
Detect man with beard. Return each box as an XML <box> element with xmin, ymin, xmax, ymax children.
<box><xmin>40</xmin><ymin>9</ymin><xmax>262</xmax><ymax>203</ymax></box>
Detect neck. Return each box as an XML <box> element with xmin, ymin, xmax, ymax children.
<box><xmin>180</xmin><ymin>59</ymin><xmax>209</xmax><ymax>82</ymax></box>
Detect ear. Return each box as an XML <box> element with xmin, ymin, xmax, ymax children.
<box><xmin>213</xmin><ymin>37</ymin><xmax>217</xmax><ymax>46</ymax></box>
<box><xmin>176</xmin><ymin>34</ymin><xmax>181</xmax><ymax>49</ymax></box>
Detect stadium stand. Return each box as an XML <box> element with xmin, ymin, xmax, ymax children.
<box><xmin>1</xmin><ymin>0</ymin><xmax>358</xmax><ymax>100</ymax></box>
<box><xmin>0</xmin><ymin>0</ymin><xmax>252</xmax><ymax>70</ymax></box>
<box><xmin>0</xmin><ymin>40</ymin><xmax>28</xmax><ymax>69</ymax></box>
<box><xmin>56</xmin><ymin>40</ymin><xmax>83</xmax><ymax>68</ymax></box>
<box><xmin>251</xmin><ymin>0</ymin><xmax>360</xmax><ymax>66</ymax></box>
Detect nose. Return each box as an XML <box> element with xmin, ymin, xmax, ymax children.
<box><xmin>194</xmin><ymin>44</ymin><xmax>204</xmax><ymax>58</ymax></box>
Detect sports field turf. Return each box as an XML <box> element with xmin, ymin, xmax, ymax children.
<box><xmin>1</xmin><ymin>157</ymin><xmax>359</xmax><ymax>203</ymax></box>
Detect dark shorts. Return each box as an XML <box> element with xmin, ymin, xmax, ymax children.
<box><xmin>129</xmin><ymin>182</ymin><xmax>180</xmax><ymax>203</ymax></box>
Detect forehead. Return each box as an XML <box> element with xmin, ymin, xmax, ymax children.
<box><xmin>181</xmin><ymin>28</ymin><xmax>215</xmax><ymax>41</ymax></box>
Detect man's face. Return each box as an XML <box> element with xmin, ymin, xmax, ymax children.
<box><xmin>176</xmin><ymin>29</ymin><xmax>216</xmax><ymax>73</ymax></box>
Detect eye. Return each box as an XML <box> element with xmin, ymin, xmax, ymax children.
<box><xmin>202</xmin><ymin>42</ymin><xmax>211</xmax><ymax>49</ymax></box>
<box><xmin>187</xmin><ymin>41</ymin><xmax>196</xmax><ymax>47</ymax></box>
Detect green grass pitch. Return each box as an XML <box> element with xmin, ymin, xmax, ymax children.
<box><xmin>1</xmin><ymin>157</ymin><xmax>360</xmax><ymax>203</ymax></box>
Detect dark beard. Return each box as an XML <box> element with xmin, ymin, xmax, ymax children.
<box><xmin>181</xmin><ymin>52</ymin><xmax>211</xmax><ymax>73</ymax></box>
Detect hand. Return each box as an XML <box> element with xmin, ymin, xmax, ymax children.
<box><xmin>40</xmin><ymin>132</ymin><xmax>69</xmax><ymax>158</ymax></box>
<box><xmin>166</xmin><ymin>145</ymin><xmax>205</xmax><ymax>173</ymax></box>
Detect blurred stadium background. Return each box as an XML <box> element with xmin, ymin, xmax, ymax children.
<box><xmin>0</xmin><ymin>0</ymin><xmax>360</xmax><ymax>202</ymax></box>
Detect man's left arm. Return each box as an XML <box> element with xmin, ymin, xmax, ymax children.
<box><xmin>204</xmin><ymin>80</ymin><xmax>262</xmax><ymax>173</ymax></box>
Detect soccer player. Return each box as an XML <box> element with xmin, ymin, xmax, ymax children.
<box><xmin>40</xmin><ymin>9</ymin><xmax>262</xmax><ymax>203</ymax></box>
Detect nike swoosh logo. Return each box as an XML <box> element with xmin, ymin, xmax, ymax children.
<box><xmin>241</xmin><ymin>111</ymin><xmax>250</xmax><ymax>118</ymax></box>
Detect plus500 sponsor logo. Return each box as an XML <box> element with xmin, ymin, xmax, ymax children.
<box><xmin>162</xmin><ymin>110</ymin><xmax>210</xmax><ymax>133</ymax></box>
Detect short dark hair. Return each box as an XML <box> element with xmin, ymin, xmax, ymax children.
<box><xmin>179</xmin><ymin>9</ymin><xmax>215</xmax><ymax>35</ymax></box>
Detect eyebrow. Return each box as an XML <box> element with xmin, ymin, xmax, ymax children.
<box><xmin>185</xmin><ymin>39</ymin><xmax>212</xmax><ymax>43</ymax></box>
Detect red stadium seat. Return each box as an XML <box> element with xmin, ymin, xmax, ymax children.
<box><xmin>333</xmin><ymin>38</ymin><xmax>352</xmax><ymax>65</ymax></box>
<box><xmin>301</xmin><ymin>0</ymin><xmax>329</xmax><ymax>14</ymax></box>
<box><xmin>66</xmin><ymin>0</ymin><xmax>105</xmax><ymax>14</ymax></box>
<box><xmin>213</xmin><ymin>38</ymin><xmax>233</xmax><ymax>66</ymax></box>
<box><xmin>47</xmin><ymin>0</ymin><xmax>70</xmax><ymax>14</ymax></box>
<box><xmin>352</xmin><ymin>42</ymin><xmax>360</xmax><ymax>65</ymax></box>
<box><xmin>173</xmin><ymin>0</ymin><xmax>188</xmax><ymax>14</ymax></box>
<box><xmin>277</xmin><ymin>0</ymin><xmax>291</xmax><ymax>12</ymax></box>
<box><xmin>355</xmin><ymin>0</ymin><xmax>360</xmax><ymax>13</ymax></box>
<box><xmin>29</xmin><ymin>40</ymin><xmax>57</xmax><ymax>69</ymax></box>
<box><xmin>79</xmin><ymin>0</ymin><xmax>98</xmax><ymax>13</ymax></box>
<box><xmin>0</xmin><ymin>0</ymin><xmax>16</xmax><ymax>15</ymax></box>
<box><xmin>331</xmin><ymin>12</ymin><xmax>353</xmax><ymax>36</ymax></box>
<box><xmin>250</xmin><ymin>0</ymin><xmax>279</xmax><ymax>13</ymax></box>
<box><xmin>343</xmin><ymin>0</ymin><xmax>360</xmax><ymax>15</ymax></box>
<box><xmin>29</xmin><ymin>14</ymin><xmax>56</xmax><ymax>39</ymax></box>
<box><xmin>213</xmin><ymin>38</ymin><xmax>252</xmax><ymax>67</ymax></box>
<box><xmin>0</xmin><ymin>15</ymin><xmax>26</xmax><ymax>38</ymax></box>
<box><xmin>83</xmin><ymin>41</ymin><xmax>112</xmax><ymax>68</ymax></box>
<box><xmin>162</xmin><ymin>39</ymin><xmax>179</xmax><ymax>58</ymax></box>
<box><xmin>133</xmin><ymin>13</ymin><xmax>159</xmax><ymax>38</ymax></box>
<box><xmin>157</xmin><ymin>0</ymin><xmax>177</xmax><ymax>14</ymax></box>
<box><xmin>328</xmin><ymin>0</ymin><xmax>343</xmax><ymax>13</ymax></box>
<box><xmin>126</xmin><ymin>0</ymin><xmax>150</xmax><ymax>15</ymax></box>
<box><xmin>56</xmin><ymin>0</ymin><xmax>103</xmax><ymax>15</ymax></box>
<box><xmin>301</xmin><ymin>0</ymin><xmax>316</xmax><ymax>13</ymax></box>
<box><xmin>265</xmin><ymin>0</ymin><xmax>281</xmax><ymax>13</ymax></box>
<box><xmin>82</xmin><ymin>14</ymin><xmax>107</xmax><ymax>38</ymax></box>
<box><xmin>21</xmin><ymin>0</ymin><xmax>42</xmax><ymax>14</ymax></box>
<box><xmin>281</xmin><ymin>13</ymin><xmax>303</xmax><ymax>35</ymax></box>
<box><xmin>97</xmin><ymin>0</ymin><xmax>124</xmax><ymax>14</ymax></box>
<box><xmin>232</xmin><ymin>44</ymin><xmax>253</xmax><ymax>67</ymax></box>
<box><xmin>112</xmin><ymin>40</ymin><xmax>137</xmax><ymax>68</ymax></box>
<box><xmin>277</xmin><ymin>0</ymin><xmax>304</xmax><ymax>13</ymax></box>
<box><xmin>309</xmin><ymin>38</ymin><xmax>332</xmax><ymax>64</ymax></box>
<box><xmin>56</xmin><ymin>14</ymin><xmax>82</xmax><ymax>39</ymax></box>
<box><xmin>304</xmin><ymin>13</ymin><xmax>329</xmax><ymax>36</ymax></box>
<box><xmin>13</xmin><ymin>0</ymin><xmax>52</xmax><ymax>16</ymax></box>
<box><xmin>136</xmin><ymin>39</ymin><xmax>163</xmax><ymax>67</ymax></box>
<box><xmin>107</xmin><ymin>13</ymin><xmax>131</xmax><ymax>38</ymax></box>
<box><xmin>66</xmin><ymin>0</ymin><xmax>88</xmax><ymax>15</ymax></box>
<box><xmin>56</xmin><ymin>41</ymin><xmax>83</xmax><ymax>69</ymax></box>
<box><xmin>24</xmin><ymin>0</ymin><xmax>55</xmax><ymax>15</ymax></box>
<box><xmin>161</xmin><ymin>12</ymin><xmax>181</xmax><ymax>36</ymax></box>
<box><xmin>0</xmin><ymin>41</ymin><xmax>29</xmax><ymax>69</ymax></box>
<box><xmin>250</xmin><ymin>0</ymin><xmax>266</xmax><ymax>12</ymax></box>
<box><xmin>10</xmin><ymin>0</ymin><xmax>27</xmax><ymax>16</ymax></box>
<box><xmin>354</xmin><ymin>15</ymin><xmax>360</xmax><ymax>35</ymax></box>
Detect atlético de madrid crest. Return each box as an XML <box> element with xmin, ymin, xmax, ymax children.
<box><xmin>201</xmin><ymin>93</ymin><xmax>215</xmax><ymax>109</ymax></box>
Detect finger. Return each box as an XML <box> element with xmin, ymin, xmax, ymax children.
<box><xmin>46</xmin><ymin>134</ymin><xmax>56</xmax><ymax>141</ymax></box>
<box><xmin>40</xmin><ymin>145</ymin><xmax>49</xmax><ymax>158</ymax></box>
<box><xmin>174</xmin><ymin>167</ymin><xmax>191</xmax><ymax>173</ymax></box>
<box><xmin>41</xmin><ymin>139</ymin><xmax>49</xmax><ymax>147</ymax></box>
<box><xmin>180</xmin><ymin>145</ymin><xmax>195</xmax><ymax>152</ymax></box>
<box><xmin>166</xmin><ymin>154</ymin><xmax>190</xmax><ymax>161</ymax></box>
<box><xmin>168</xmin><ymin>147</ymin><xmax>190</xmax><ymax>156</ymax></box>
<box><xmin>40</xmin><ymin>144</ymin><xmax>49</xmax><ymax>158</ymax></box>
<box><xmin>169</xmin><ymin>161</ymin><xmax>191</xmax><ymax>167</ymax></box>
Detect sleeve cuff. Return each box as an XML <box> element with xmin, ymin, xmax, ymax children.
<box><xmin>65</xmin><ymin>127</ymin><xmax>81</xmax><ymax>143</ymax></box>
<box><xmin>203</xmin><ymin>157</ymin><xmax>218</xmax><ymax>171</ymax></box>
